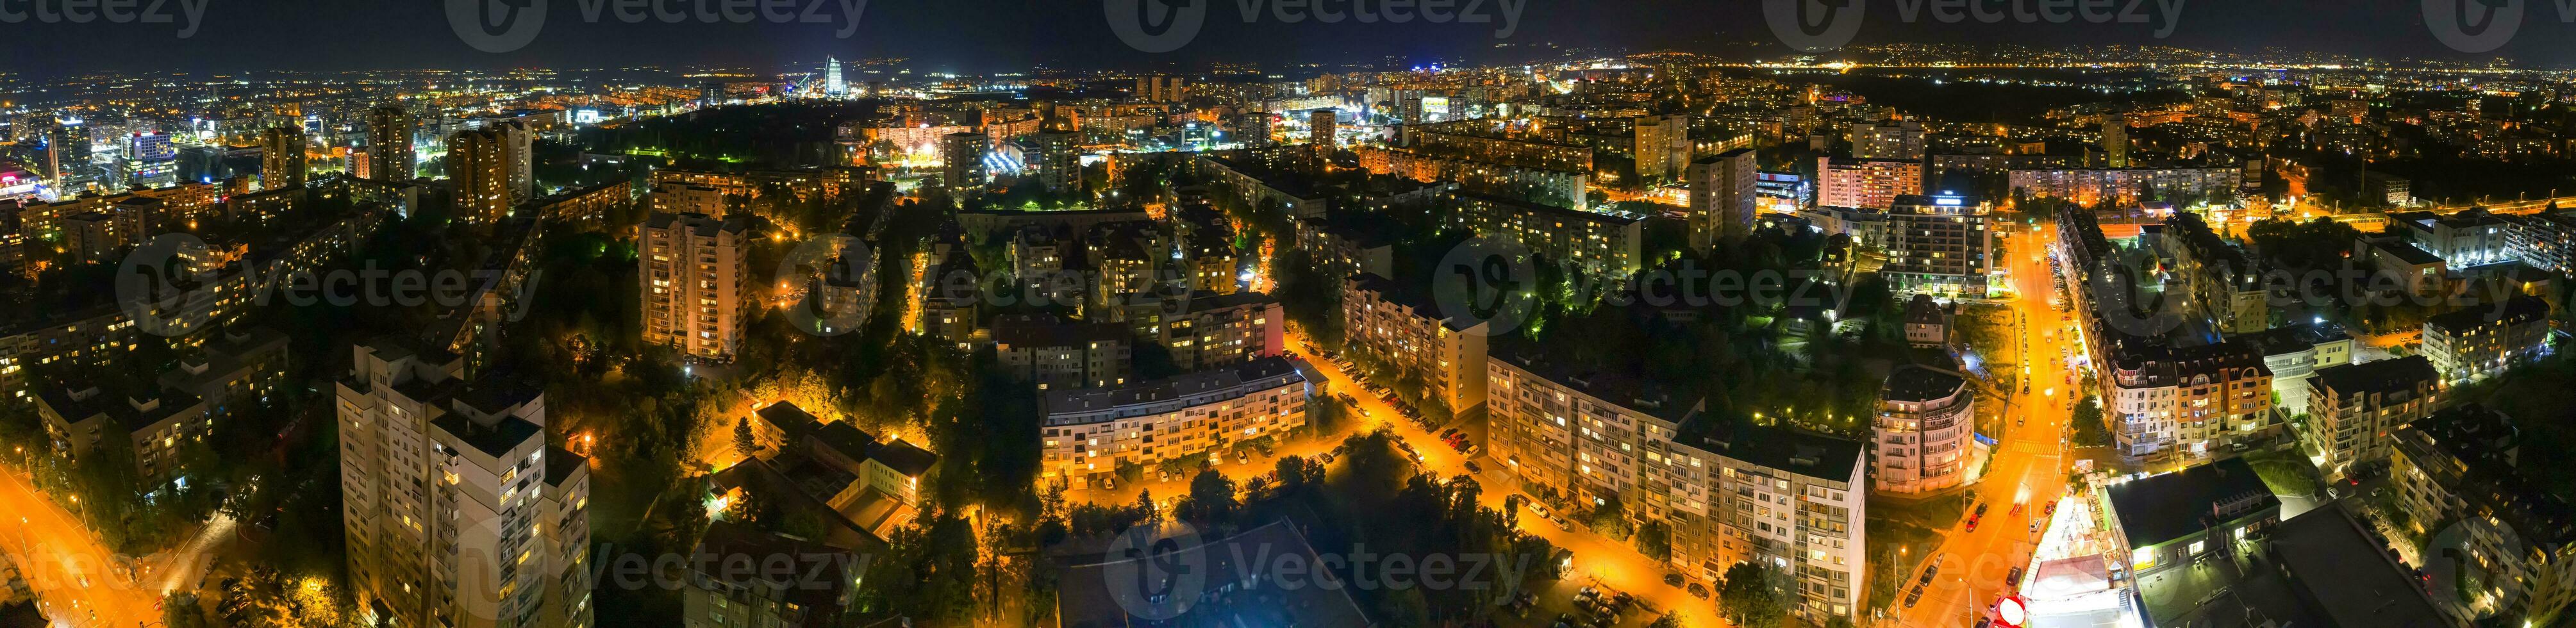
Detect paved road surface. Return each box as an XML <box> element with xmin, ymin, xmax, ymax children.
<box><xmin>0</xmin><ymin>468</ymin><xmax>163</xmax><ymax>627</ymax></box>
<box><xmin>1888</xmin><ymin>225</ymin><xmax>2082</xmax><ymax>628</ymax></box>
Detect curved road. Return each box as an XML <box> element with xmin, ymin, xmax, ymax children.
<box><xmin>0</xmin><ymin>468</ymin><xmax>162</xmax><ymax>627</ymax></box>
<box><xmin>1284</xmin><ymin>335</ymin><xmax>1724</xmax><ymax>628</ymax></box>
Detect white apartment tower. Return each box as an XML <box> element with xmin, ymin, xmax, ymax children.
<box><xmin>337</xmin><ymin>340</ymin><xmax>593</xmax><ymax>628</ymax></box>
<box><xmin>640</xmin><ymin>213</ymin><xmax>751</xmax><ymax>361</ymax></box>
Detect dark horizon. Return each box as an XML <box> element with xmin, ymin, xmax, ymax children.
<box><xmin>1</xmin><ymin>0</ymin><xmax>2570</xmax><ymax>79</ymax></box>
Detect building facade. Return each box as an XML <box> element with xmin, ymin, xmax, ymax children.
<box><xmin>1039</xmin><ymin>357</ymin><xmax>1308</xmax><ymax>488</ymax></box>
<box><xmin>1874</xmin><ymin>366</ymin><xmax>1975</xmax><ymax>495</ymax></box>
<box><xmin>640</xmin><ymin>212</ymin><xmax>751</xmax><ymax>361</ymax></box>
<box><xmin>337</xmin><ymin>341</ymin><xmax>592</xmax><ymax>628</ymax></box>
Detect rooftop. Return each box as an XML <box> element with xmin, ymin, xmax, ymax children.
<box><xmin>1881</xmin><ymin>365</ymin><xmax>1970</xmax><ymax>404</ymax></box>
<box><xmin>2104</xmin><ymin>458</ymin><xmax>2277</xmax><ymax>547</ymax></box>
<box><xmin>2310</xmin><ymin>356</ymin><xmax>2436</xmax><ymax>397</ymax></box>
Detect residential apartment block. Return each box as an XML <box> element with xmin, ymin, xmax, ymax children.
<box><xmin>2302</xmin><ymin>356</ymin><xmax>2438</xmax><ymax>479</ymax></box>
<box><xmin>2389</xmin><ymin>404</ymin><xmax>2576</xmax><ymax>625</ymax></box>
<box><xmin>337</xmin><ymin>340</ymin><xmax>592</xmax><ymax>628</ymax></box>
<box><xmin>640</xmin><ymin>212</ymin><xmax>751</xmax><ymax>361</ymax></box>
<box><xmin>1484</xmin><ymin>348</ymin><xmax>1866</xmax><ymax>622</ymax></box>
<box><xmin>1874</xmin><ymin>366</ymin><xmax>1975</xmax><ymax>495</ymax></box>
<box><xmin>2422</xmin><ymin>296</ymin><xmax>2550</xmax><ymax>384</ymax></box>
<box><xmin>1038</xmin><ymin>357</ymin><xmax>1308</xmax><ymax>488</ymax></box>
<box><xmin>1342</xmin><ymin>274</ymin><xmax>1490</xmax><ymax>415</ymax></box>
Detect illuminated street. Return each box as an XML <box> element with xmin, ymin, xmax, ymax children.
<box><xmin>0</xmin><ymin>468</ymin><xmax>161</xmax><ymax>627</ymax></box>
<box><xmin>1889</xmin><ymin>224</ymin><xmax>2082</xmax><ymax>628</ymax></box>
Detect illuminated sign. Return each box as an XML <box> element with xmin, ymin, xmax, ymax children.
<box><xmin>1996</xmin><ymin>595</ymin><xmax>2027</xmax><ymax>627</ymax></box>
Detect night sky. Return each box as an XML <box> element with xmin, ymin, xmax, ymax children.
<box><xmin>4</xmin><ymin>0</ymin><xmax>2570</xmax><ymax>77</ymax></box>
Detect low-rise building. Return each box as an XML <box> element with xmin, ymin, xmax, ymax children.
<box><xmin>681</xmin><ymin>521</ymin><xmax>864</xmax><ymax>628</ymax></box>
<box><xmin>2391</xmin><ymin>208</ymin><xmax>2513</xmax><ymax>268</ymax></box>
<box><xmin>1902</xmin><ymin>295</ymin><xmax>1952</xmax><ymax>348</ymax></box>
<box><xmin>2422</xmin><ymin>296</ymin><xmax>2550</xmax><ymax>384</ymax></box>
<box><xmin>1038</xmin><ymin>357</ymin><xmax>1308</xmax><ymax>488</ymax></box>
<box><xmin>1873</xmin><ymin>365</ymin><xmax>1975</xmax><ymax>495</ymax></box>
<box><xmin>2302</xmin><ymin>356</ymin><xmax>2439</xmax><ymax>479</ymax></box>
<box><xmin>2102</xmin><ymin>458</ymin><xmax>2279</xmax><ymax>576</ymax></box>
<box><xmin>2230</xmin><ymin>322</ymin><xmax>2353</xmax><ymax>416</ymax></box>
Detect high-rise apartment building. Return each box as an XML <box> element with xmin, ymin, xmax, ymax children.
<box><xmin>1035</xmin><ymin>131</ymin><xmax>1080</xmax><ymax>193</ymax></box>
<box><xmin>941</xmin><ymin>131</ymin><xmax>989</xmax><ymax>189</ymax></box>
<box><xmin>449</xmin><ymin>123</ymin><xmax>529</xmax><ymax>223</ymax></box>
<box><xmin>2102</xmin><ymin>120</ymin><xmax>2131</xmax><ymax>168</ymax></box>
<box><xmin>1881</xmin><ymin>195</ymin><xmax>1995</xmax><ymax>298</ymax></box>
<box><xmin>1686</xmin><ymin>148</ymin><xmax>1757</xmax><ymax>250</ymax></box>
<box><xmin>640</xmin><ymin>213</ymin><xmax>751</xmax><ymax>362</ymax></box>
<box><xmin>1309</xmin><ymin>110</ymin><xmax>1337</xmax><ymax>159</ymax></box>
<box><xmin>1633</xmin><ymin>114</ymin><xmax>1690</xmax><ymax>180</ymax></box>
<box><xmin>260</xmin><ymin>126</ymin><xmax>307</xmax><ymax>190</ymax></box>
<box><xmin>368</xmin><ymin>106</ymin><xmax>417</xmax><ymax>181</ymax></box>
<box><xmin>337</xmin><ymin>340</ymin><xmax>592</xmax><ymax>628</ymax></box>
<box><xmin>1850</xmin><ymin>119</ymin><xmax>1925</xmax><ymax>161</ymax></box>
<box><xmin>1236</xmin><ymin>112</ymin><xmax>1274</xmax><ymax>148</ymax></box>
<box><xmin>1134</xmin><ymin>75</ymin><xmax>1185</xmax><ymax>103</ymax></box>
<box><xmin>1817</xmin><ymin>157</ymin><xmax>1924</xmax><ymax>210</ymax></box>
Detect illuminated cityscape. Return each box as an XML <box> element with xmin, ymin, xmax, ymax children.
<box><xmin>3</xmin><ymin>3</ymin><xmax>2576</xmax><ymax>628</ymax></box>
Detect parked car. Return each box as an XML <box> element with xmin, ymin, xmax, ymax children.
<box><xmin>2006</xmin><ymin>566</ymin><xmax>2025</xmax><ymax>586</ymax></box>
<box><xmin>1463</xmin><ymin>461</ymin><xmax>1481</xmax><ymax>474</ymax></box>
<box><xmin>1664</xmin><ymin>573</ymin><xmax>1684</xmax><ymax>587</ymax></box>
<box><xmin>1686</xmin><ymin>583</ymin><xmax>1710</xmax><ymax>599</ymax></box>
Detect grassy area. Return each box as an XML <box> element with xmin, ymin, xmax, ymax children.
<box><xmin>2241</xmin><ymin>449</ymin><xmax>2324</xmax><ymax>499</ymax></box>
<box><xmin>1863</xmin><ymin>493</ymin><xmax>1966</xmax><ymax>611</ymax></box>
